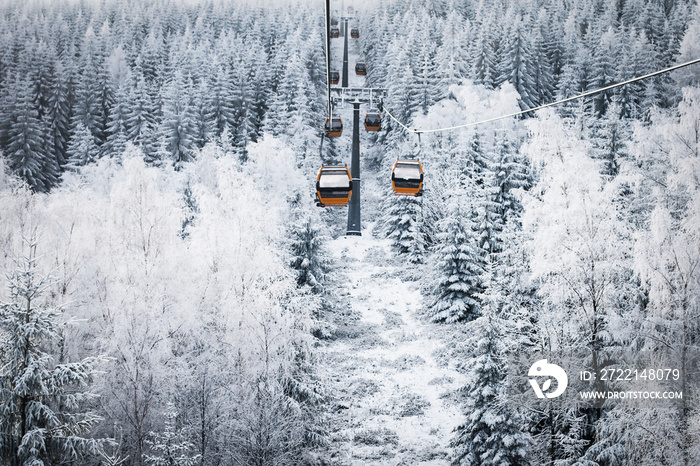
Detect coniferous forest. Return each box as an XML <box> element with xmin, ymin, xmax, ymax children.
<box><xmin>1</xmin><ymin>0</ymin><xmax>700</xmax><ymax>464</ymax></box>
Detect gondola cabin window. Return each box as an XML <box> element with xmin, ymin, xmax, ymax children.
<box><xmin>393</xmin><ymin>163</ymin><xmax>421</xmax><ymax>180</ymax></box>
<box><xmin>319</xmin><ymin>171</ymin><xmax>351</xmax><ymax>189</ymax></box>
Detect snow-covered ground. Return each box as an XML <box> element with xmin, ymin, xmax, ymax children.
<box><xmin>322</xmin><ymin>20</ymin><xmax>465</xmax><ymax>465</ymax></box>
<box><xmin>319</xmin><ymin>226</ymin><xmax>467</xmax><ymax>465</ymax></box>
<box><xmin>320</xmin><ymin>26</ymin><xmax>467</xmax><ymax>465</ymax></box>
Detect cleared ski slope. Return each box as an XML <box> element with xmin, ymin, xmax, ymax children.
<box><xmin>319</xmin><ymin>228</ymin><xmax>467</xmax><ymax>465</ymax></box>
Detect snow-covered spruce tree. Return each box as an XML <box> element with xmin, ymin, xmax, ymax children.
<box><xmin>0</xmin><ymin>232</ymin><xmax>104</xmax><ymax>465</ymax></box>
<box><xmin>497</xmin><ymin>14</ymin><xmax>536</xmax><ymax>110</ymax></box>
<box><xmin>27</xmin><ymin>40</ymin><xmax>55</xmax><ymax>122</ymax></box>
<box><xmin>190</xmin><ymin>80</ymin><xmax>214</xmax><ymax>150</ymax></box>
<box><xmin>461</xmin><ymin>131</ymin><xmax>489</xmax><ymax>187</ymax></box>
<box><xmin>179</xmin><ymin>181</ymin><xmax>198</xmax><ymax>240</ymax></box>
<box><xmin>405</xmin><ymin>217</ymin><xmax>428</xmax><ymax>265</ymax></box>
<box><xmin>4</xmin><ymin>76</ymin><xmax>59</xmax><ymax>192</ymax></box>
<box><xmin>262</xmin><ymin>89</ymin><xmax>287</xmax><ymax>137</ymax></box>
<box><xmin>144</xmin><ymin>403</ymin><xmax>200</xmax><ymax>466</ymax></box>
<box><xmin>45</xmin><ymin>62</ymin><xmax>71</xmax><ymax>169</ymax></box>
<box><xmin>289</xmin><ymin>214</ymin><xmax>332</xmax><ymax>293</ymax></box>
<box><xmin>528</xmin><ymin>23</ymin><xmax>555</xmax><ymax>108</ymax></box>
<box><xmin>428</xmin><ymin>200</ymin><xmax>483</xmax><ymax>323</ymax></box>
<box><xmin>126</xmin><ymin>76</ymin><xmax>158</xmax><ymax>156</ymax></box>
<box><xmin>434</xmin><ymin>10</ymin><xmax>468</xmax><ymax>101</ymax></box>
<box><xmin>467</xmin><ymin>139</ymin><xmax>503</xmax><ymax>258</ymax></box>
<box><xmin>279</xmin><ymin>288</ymin><xmax>327</xmax><ymax>449</ymax></box>
<box><xmin>381</xmin><ymin>193</ymin><xmax>427</xmax><ymax>262</ymax></box>
<box><xmin>489</xmin><ymin>132</ymin><xmax>529</xmax><ymax>224</ymax></box>
<box><xmin>103</xmin><ymin>85</ymin><xmax>130</xmax><ymax>157</ymax></box>
<box><xmin>70</xmin><ymin>56</ymin><xmax>103</xmax><ymax>150</ymax></box>
<box><xmin>95</xmin><ymin>59</ymin><xmax>115</xmax><ymax>149</ymax></box>
<box><xmin>589</xmin><ymin>26</ymin><xmax>619</xmax><ymax>117</ymax></box>
<box><xmin>159</xmin><ymin>72</ymin><xmax>195</xmax><ymax>170</ymax></box>
<box><xmin>591</xmin><ymin>102</ymin><xmax>628</xmax><ymax>178</ymax></box>
<box><xmin>489</xmin><ymin>217</ymin><xmax>537</xmax><ymax>344</ymax></box>
<box><xmin>613</xmin><ymin>30</ymin><xmax>653</xmax><ymax>120</ymax></box>
<box><xmin>277</xmin><ymin>51</ymin><xmax>318</xmax><ymax>164</ymax></box>
<box><xmin>208</xmin><ymin>65</ymin><xmax>236</xmax><ymax>136</ymax></box>
<box><xmin>231</xmin><ymin>62</ymin><xmax>258</xmax><ymax>160</ymax></box>
<box><xmin>475</xmin><ymin>189</ymin><xmax>502</xmax><ymax>258</ymax></box>
<box><xmin>471</xmin><ymin>23</ymin><xmax>499</xmax><ymax>90</ymax></box>
<box><xmin>451</xmin><ymin>263</ymin><xmax>530</xmax><ymax>466</ymax></box>
<box><xmin>412</xmin><ymin>38</ymin><xmax>439</xmax><ymax>115</ymax></box>
<box><xmin>66</xmin><ymin>122</ymin><xmax>100</xmax><ymax>168</ymax></box>
<box><xmin>384</xmin><ymin>45</ymin><xmax>418</xmax><ymax>123</ymax></box>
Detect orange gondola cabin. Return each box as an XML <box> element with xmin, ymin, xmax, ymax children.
<box><xmin>316</xmin><ymin>166</ymin><xmax>352</xmax><ymax>207</ymax></box>
<box><xmin>331</xmin><ymin>17</ymin><xmax>339</xmax><ymax>26</ymax></box>
<box><xmin>330</xmin><ymin>70</ymin><xmax>340</xmax><ymax>84</ymax></box>
<box><xmin>324</xmin><ymin>116</ymin><xmax>343</xmax><ymax>137</ymax></box>
<box><xmin>391</xmin><ymin>160</ymin><xmax>424</xmax><ymax>196</ymax></box>
<box><xmin>351</xmin><ymin>27</ymin><xmax>359</xmax><ymax>38</ymax></box>
<box><xmin>364</xmin><ymin>111</ymin><xmax>381</xmax><ymax>131</ymax></box>
<box><xmin>355</xmin><ymin>61</ymin><xmax>367</xmax><ymax>75</ymax></box>
<box><xmin>330</xmin><ymin>26</ymin><xmax>340</xmax><ymax>38</ymax></box>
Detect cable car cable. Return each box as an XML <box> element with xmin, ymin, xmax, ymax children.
<box><xmin>382</xmin><ymin>57</ymin><xmax>700</xmax><ymax>134</ymax></box>
<box><xmin>324</xmin><ymin>0</ymin><xmax>333</xmax><ymax>118</ymax></box>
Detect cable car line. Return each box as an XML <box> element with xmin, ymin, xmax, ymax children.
<box><xmin>381</xmin><ymin>57</ymin><xmax>700</xmax><ymax>135</ymax></box>
<box><xmin>324</xmin><ymin>0</ymin><xmax>333</xmax><ymax>118</ymax></box>
<box><xmin>314</xmin><ymin>1</ymin><xmax>697</xmax><ymax>225</ymax></box>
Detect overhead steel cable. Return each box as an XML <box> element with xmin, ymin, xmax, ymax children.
<box><xmin>383</xmin><ymin>57</ymin><xmax>700</xmax><ymax>134</ymax></box>
<box><xmin>324</xmin><ymin>0</ymin><xmax>333</xmax><ymax>117</ymax></box>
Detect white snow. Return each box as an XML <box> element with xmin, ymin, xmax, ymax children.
<box><xmin>319</xmin><ymin>225</ymin><xmax>467</xmax><ymax>465</ymax></box>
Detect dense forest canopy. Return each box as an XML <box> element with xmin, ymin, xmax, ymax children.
<box><xmin>0</xmin><ymin>0</ymin><xmax>696</xmax><ymax>191</ymax></box>
<box><xmin>0</xmin><ymin>0</ymin><xmax>699</xmax><ymax>464</ymax></box>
